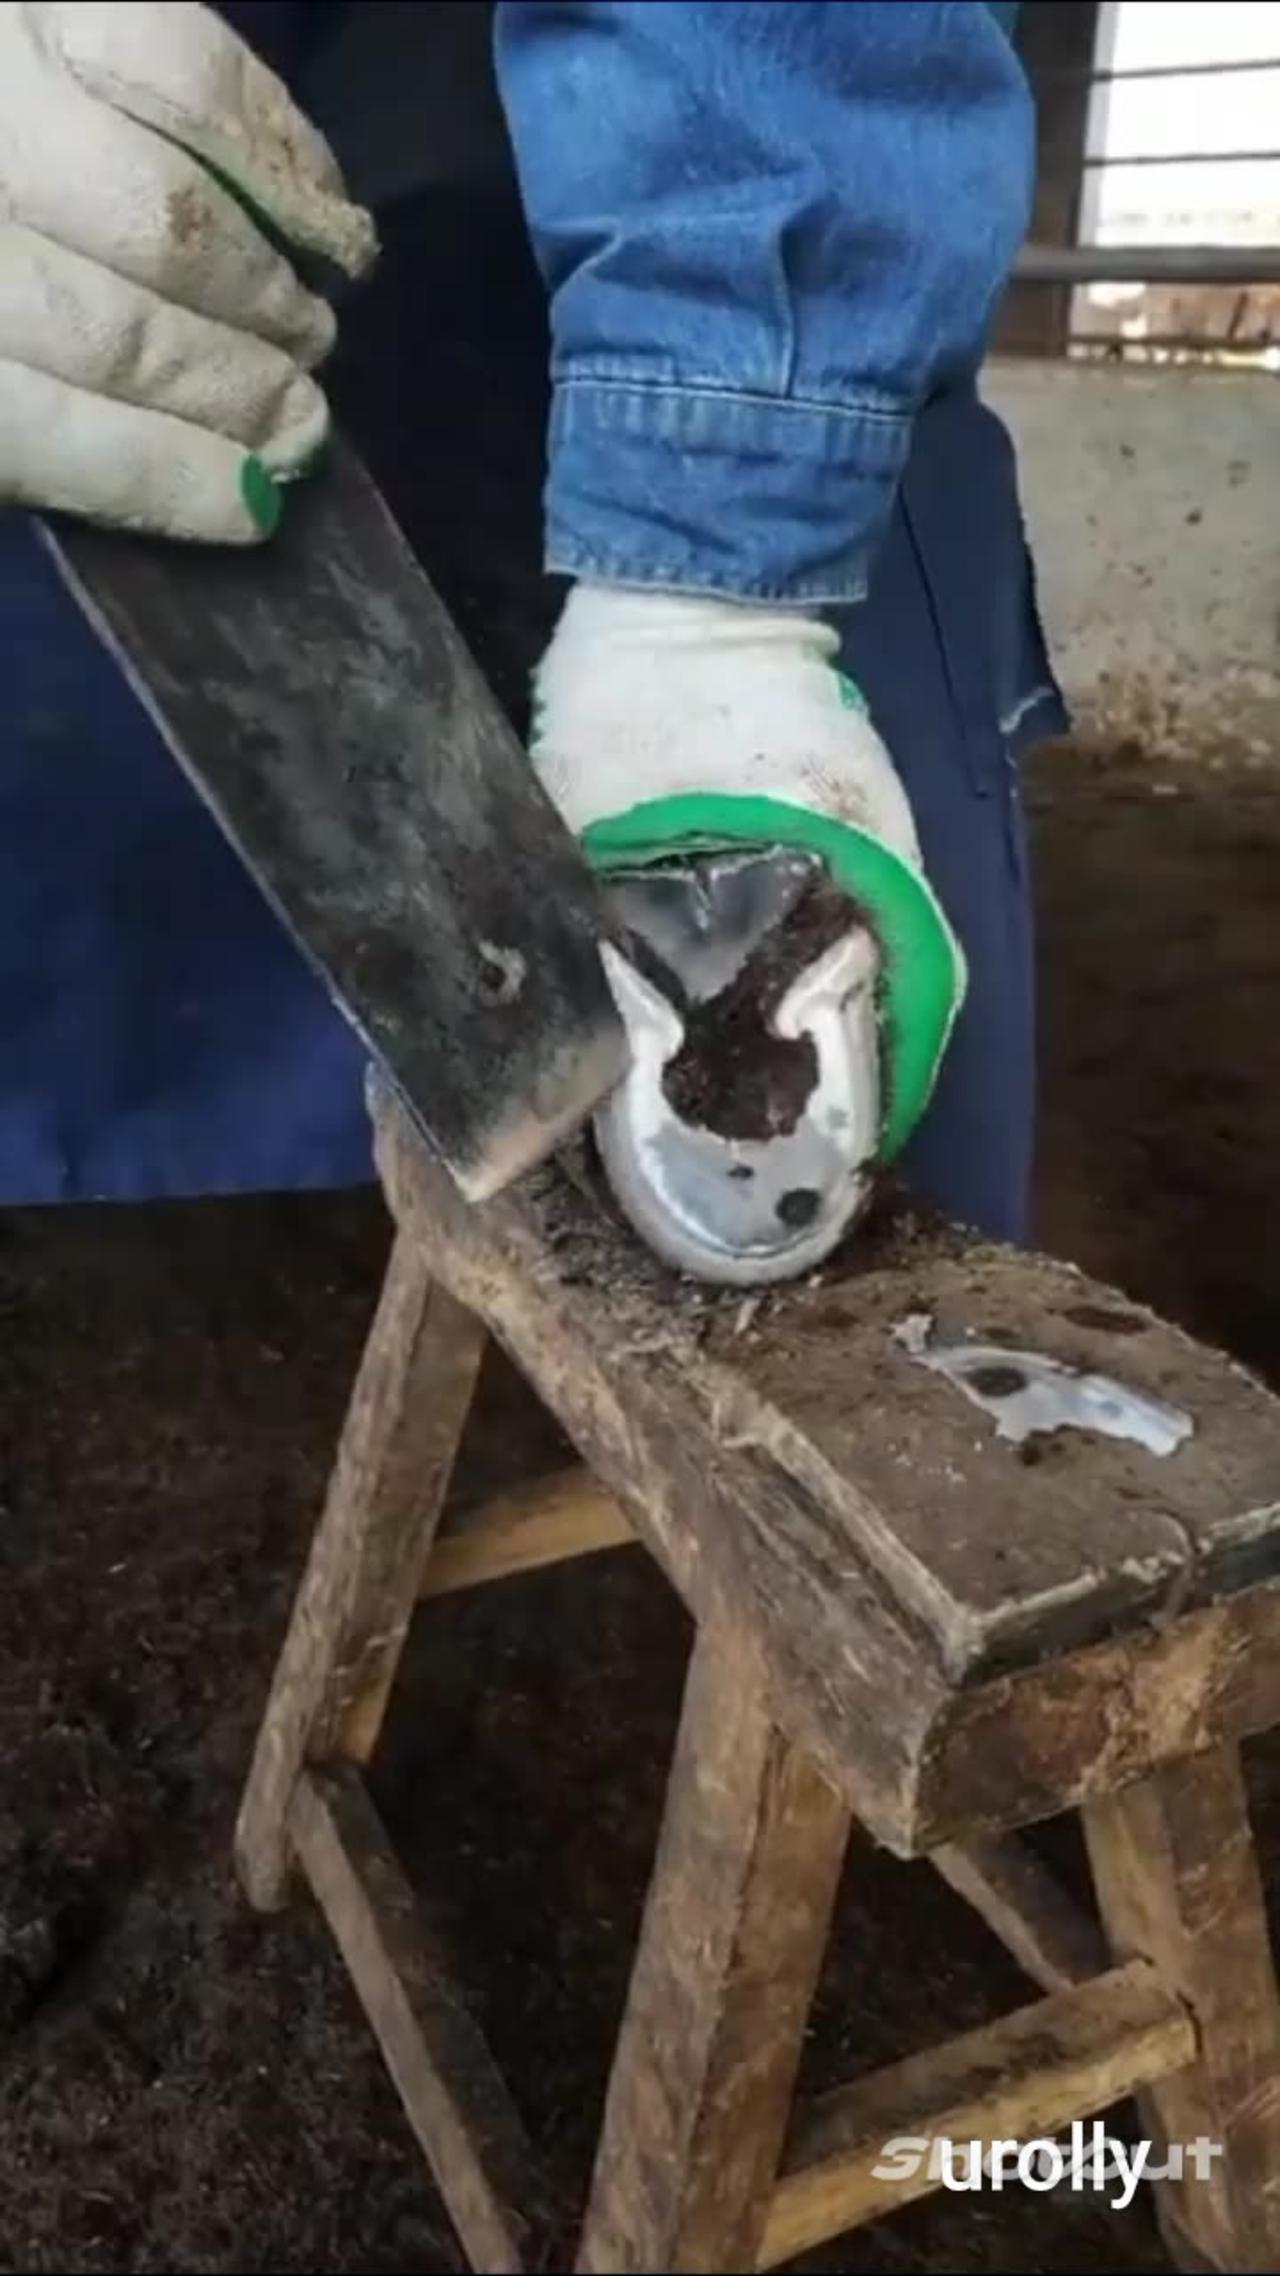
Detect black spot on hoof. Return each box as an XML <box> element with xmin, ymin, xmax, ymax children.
<box><xmin>776</xmin><ymin>1188</ymin><xmax>819</xmax><ymax>1230</ymax></box>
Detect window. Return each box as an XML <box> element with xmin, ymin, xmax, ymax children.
<box><xmin>1071</xmin><ymin>1</ymin><xmax>1280</xmax><ymax>365</ymax></box>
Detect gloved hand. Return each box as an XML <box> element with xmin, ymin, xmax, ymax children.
<box><xmin>0</xmin><ymin>0</ymin><xmax>376</xmax><ymax>542</ymax></box>
<box><xmin>533</xmin><ymin>584</ymin><xmax>965</xmax><ymax>1179</ymax></box>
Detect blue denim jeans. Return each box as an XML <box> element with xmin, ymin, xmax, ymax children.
<box><xmin>495</xmin><ymin>2</ymin><xmax>1034</xmax><ymax>601</ymax></box>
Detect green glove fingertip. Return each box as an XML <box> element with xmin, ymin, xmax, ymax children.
<box><xmin>240</xmin><ymin>453</ymin><xmax>282</xmax><ymax>537</ymax></box>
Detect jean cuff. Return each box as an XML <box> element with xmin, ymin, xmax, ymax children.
<box><xmin>544</xmin><ymin>376</ymin><xmax>914</xmax><ymax>606</ymax></box>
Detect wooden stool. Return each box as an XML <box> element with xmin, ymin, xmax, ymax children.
<box><xmin>236</xmin><ymin>1099</ymin><xmax>1280</xmax><ymax>2273</ymax></box>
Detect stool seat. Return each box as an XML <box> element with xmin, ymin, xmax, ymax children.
<box><xmin>377</xmin><ymin>1106</ymin><xmax>1280</xmax><ymax>1857</ymax></box>
<box><xmin>233</xmin><ymin>1098</ymin><xmax>1280</xmax><ymax>2274</ymax></box>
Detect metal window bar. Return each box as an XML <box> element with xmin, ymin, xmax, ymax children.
<box><xmin>1018</xmin><ymin>246</ymin><xmax>1280</xmax><ymax>284</ymax></box>
<box><xmin>1037</xmin><ymin>56</ymin><xmax>1280</xmax><ymax>86</ymax></box>
<box><xmin>1082</xmin><ymin>151</ymin><xmax>1280</xmax><ymax>170</ymax></box>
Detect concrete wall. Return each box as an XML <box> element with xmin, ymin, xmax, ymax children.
<box><xmin>983</xmin><ymin>359</ymin><xmax>1280</xmax><ymax>757</ymax></box>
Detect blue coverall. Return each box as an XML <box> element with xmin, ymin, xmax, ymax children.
<box><xmin>0</xmin><ymin>1</ymin><xmax>1066</xmax><ymax>1236</ymax></box>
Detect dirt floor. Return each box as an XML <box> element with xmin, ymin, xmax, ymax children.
<box><xmin>3</xmin><ymin>732</ymin><xmax>1280</xmax><ymax>2274</ymax></box>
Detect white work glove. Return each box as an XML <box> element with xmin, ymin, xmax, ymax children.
<box><xmin>532</xmin><ymin>584</ymin><xmax>967</xmax><ymax>1163</ymax></box>
<box><xmin>0</xmin><ymin>0</ymin><xmax>376</xmax><ymax>542</ymax></box>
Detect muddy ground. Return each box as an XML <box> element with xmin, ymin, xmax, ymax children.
<box><xmin>2</xmin><ymin>732</ymin><xmax>1278</xmax><ymax>2274</ymax></box>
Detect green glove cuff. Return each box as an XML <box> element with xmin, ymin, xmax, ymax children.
<box><xmin>581</xmin><ymin>792</ymin><xmax>967</xmax><ymax>1162</ymax></box>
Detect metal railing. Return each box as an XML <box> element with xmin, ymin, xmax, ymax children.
<box><xmin>1018</xmin><ymin>245</ymin><xmax>1280</xmax><ymax>286</ymax></box>
<box><xmin>1022</xmin><ymin>38</ymin><xmax>1280</xmax><ymax>362</ymax></box>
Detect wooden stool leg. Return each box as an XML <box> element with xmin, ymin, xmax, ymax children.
<box><xmin>576</xmin><ymin>1623</ymin><xmax>850</xmax><ymax>2275</ymax></box>
<box><xmin>1083</xmin><ymin>1746</ymin><xmax>1280</xmax><ymax>2274</ymax></box>
<box><xmin>236</xmin><ymin>1228</ymin><xmax>488</xmax><ymax>1911</ymax></box>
